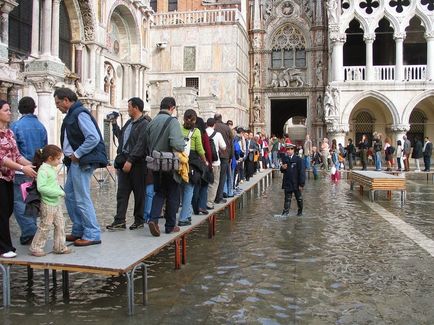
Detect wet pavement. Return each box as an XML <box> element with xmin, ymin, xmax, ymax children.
<box><xmin>2</xmin><ymin>170</ymin><xmax>434</xmax><ymax>324</ymax></box>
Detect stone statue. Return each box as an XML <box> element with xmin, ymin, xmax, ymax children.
<box><xmin>316</xmin><ymin>94</ymin><xmax>323</xmax><ymax>120</ymax></box>
<box><xmin>332</xmin><ymin>87</ymin><xmax>340</xmax><ymax>115</ymax></box>
<box><xmin>75</xmin><ymin>79</ymin><xmax>88</xmax><ymax>97</ymax></box>
<box><xmin>316</xmin><ymin>60</ymin><xmax>323</xmax><ymax>86</ymax></box>
<box><xmin>253</xmin><ymin>97</ymin><xmax>261</xmax><ymax>122</ymax></box>
<box><xmin>324</xmin><ymin>85</ymin><xmax>335</xmax><ymax>117</ymax></box>
<box><xmin>253</xmin><ymin>63</ymin><xmax>260</xmax><ymax>88</ymax></box>
<box><xmin>326</xmin><ymin>0</ymin><xmax>338</xmax><ymax>24</ymax></box>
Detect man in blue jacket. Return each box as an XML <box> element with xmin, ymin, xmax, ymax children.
<box><xmin>280</xmin><ymin>143</ymin><xmax>305</xmax><ymax>216</ymax></box>
<box><xmin>11</xmin><ymin>97</ymin><xmax>47</xmax><ymax>245</ymax></box>
<box><xmin>54</xmin><ymin>88</ymin><xmax>108</xmax><ymax>246</ymax></box>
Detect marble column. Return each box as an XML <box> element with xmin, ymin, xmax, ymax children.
<box><xmin>30</xmin><ymin>77</ymin><xmax>57</xmax><ymax>143</ymax></box>
<box><xmin>122</xmin><ymin>64</ymin><xmax>131</xmax><ymax>99</ymax></box>
<box><xmin>0</xmin><ymin>82</ymin><xmax>12</xmax><ymax>101</ymax></box>
<box><xmin>391</xmin><ymin>124</ymin><xmax>410</xmax><ymax>145</ymax></box>
<box><xmin>8</xmin><ymin>85</ymin><xmax>19</xmax><ymax>122</ymax></box>
<box><xmin>364</xmin><ymin>34</ymin><xmax>375</xmax><ymax>81</ymax></box>
<box><xmin>425</xmin><ymin>32</ymin><xmax>434</xmax><ymax>81</ymax></box>
<box><xmin>330</xmin><ymin>32</ymin><xmax>345</xmax><ymax>82</ymax></box>
<box><xmin>88</xmin><ymin>44</ymin><xmax>97</xmax><ymax>83</ymax></box>
<box><xmin>51</xmin><ymin>0</ymin><xmax>61</xmax><ymax>58</ymax></box>
<box><xmin>74</xmin><ymin>43</ymin><xmax>83</xmax><ymax>79</ymax></box>
<box><xmin>31</xmin><ymin>0</ymin><xmax>40</xmax><ymax>56</ymax></box>
<box><xmin>42</xmin><ymin>0</ymin><xmax>53</xmax><ymax>56</ymax></box>
<box><xmin>394</xmin><ymin>33</ymin><xmax>405</xmax><ymax>82</ymax></box>
<box><xmin>95</xmin><ymin>47</ymin><xmax>102</xmax><ymax>90</ymax></box>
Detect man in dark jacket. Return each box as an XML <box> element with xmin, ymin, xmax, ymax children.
<box><xmin>423</xmin><ymin>136</ymin><xmax>432</xmax><ymax>172</ymax></box>
<box><xmin>54</xmin><ymin>87</ymin><xmax>108</xmax><ymax>246</ymax></box>
<box><xmin>106</xmin><ymin>97</ymin><xmax>151</xmax><ymax>231</ymax></box>
<box><xmin>280</xmin><ymin>143</ymin><xmax>305</xmax><ymax>216</ymax></box>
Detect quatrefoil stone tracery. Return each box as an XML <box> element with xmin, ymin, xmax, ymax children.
<box><xmin>421</xmin><ymin>0</ymin><xmax>434</xmax><ymax>11</ymax></box>
<box><xmin>359</xmin><ymin>0</ymin><xmax>380</xmax><ymax>14</ymax></box>
<box><xmin>389</xmin><ymin>0</ymin><xmax>410</xmax><ymax>13</ymax></box>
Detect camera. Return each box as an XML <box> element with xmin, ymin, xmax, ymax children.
<box><xmin>106</xmin><ymin>111</ymin><xmax>119</xmax><ymax>120</ymax></box>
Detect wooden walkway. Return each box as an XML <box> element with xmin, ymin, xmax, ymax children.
<box><xmin>0</xmin><ymin>169</ymin><xmax>274</xmax><ymax>315</ymax></box>
<box><xmin>349</xmin><ymin>170</ymin><xmax>406</xmax><ymax>205</ymax></box>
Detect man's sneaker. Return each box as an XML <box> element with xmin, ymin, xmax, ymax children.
<box><xmin>165</xmin><ymin>226</ymin><xmax>181</xmax><ymax>234</ymax></box>
<box><xmin>178</xmin><ymin>220</ymin><xmax>191</xmax><ymax>227</ymax></box>
<box><xmin>106</xmin><ymin>221</ymin><xmax>126</xmax><ymax>230</ymax></box>
<box><xmin>281</xmin><ymin>210</ymin><xmax>289</xmax><ymax>217</ymax></box>
<box><xmin>297</xmin><ymin>210</ymin><xmax>303</xmax><ymax>216</ymax></box>
<box><xmin>129</xmin><ymin>221</ymin><xmax>144</xmax><ymax>230</ymax></box>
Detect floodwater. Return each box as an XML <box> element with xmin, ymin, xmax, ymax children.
<box><xmin>2</xmin><ymin>171</ymin><xmax>434</xmax><ymax>324</ymax></box>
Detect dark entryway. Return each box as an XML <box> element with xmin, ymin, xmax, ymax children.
<box><xmin>270</xmin><ymin>99</ymin><xmax>307</xmax><ymax>137</ymax></box>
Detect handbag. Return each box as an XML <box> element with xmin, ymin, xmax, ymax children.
<box><xmin>146</xmin><ymin>150</ymin><xmax>180</xmax><ymax>172</ymax></box>
<box><xmin>20</xmin><ymin>181</ymin><xmax>33</xmax><ymax>201</ymax></box>
<box><xmin>113</xmin><ymin>126</ymin><xmax>134</xmax><ymax>169</ymax></box>
<box><xmin>146</xmin><ymin>117</ymin><xmax>180</xmax><ymax>172</ymax></box>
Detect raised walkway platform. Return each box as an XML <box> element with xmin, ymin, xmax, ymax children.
<box><xmin>0</xmin><ymin>169</ymin><xmax>274</xmax><ymax>315</ymax></box>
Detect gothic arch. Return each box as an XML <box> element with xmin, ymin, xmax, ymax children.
<box><xmin>342</xmin><ymin>90</ymin><xmax>399</xmax><ymax>126</ymax></box>
<box><xmin>402</xmin><ymin>90</ymin><xmax>434</xmax><ymax>124</ymax></box>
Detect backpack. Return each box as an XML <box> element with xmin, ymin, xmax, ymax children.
<box><xmin>209</xmin><ymin>131</ymin><xmax>219</xmax><ymax>162</ymax></box>
<box><xmin>388</xmin><ymin>146</ymin><xmax>395</xmax><ymax>154</ymax></box>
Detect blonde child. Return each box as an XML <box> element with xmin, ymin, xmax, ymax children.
<box><xmin>30</xmin><ymin>145</ymin><xmax>71</xmax><ymax>257</ymax></box>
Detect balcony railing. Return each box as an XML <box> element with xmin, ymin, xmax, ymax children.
<box><xmin>153</xmin><ymin>9</ymin><xmax>243</xmax><ymax>26</ymax></box>
<box><xmin>344</xmin><ymin>65</ymin><xmax>427</xmax><ymax>82</ymax></box>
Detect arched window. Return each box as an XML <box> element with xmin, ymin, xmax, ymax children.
<box><xmin>373</xmin><ymin>18</ymin><xmax>395</xmax><ymax>65</ymax></box>
<box><xmin>8</xmin><ymin>0</ymin><xmax>33</xmax><ymax>56</ymax></box>
<box><xmin>408</xmin><ymin>110</ymin><xmax>425</xmax><ymax>145</ymax></box>
<box><xmin>404</xmin><ymin>16</ymin><xmax>427</xmax><ymax>65</ymax></box>
<box><xmin>344</xmin><ymin>19</ymin><xmax>365</xmax><ymax>66</ymax></box>
<box><xmin>270</xmin><ymin>25</ymin><xmax>306</xmax><ymax>69</ymax></box>
<box><xmin>59</xmin><ymin>1</ymin><xmax>72</xmax><ymax>69</ymax></box>
<box><xmin>354</xmin><ymin>111</ymin><xmax>373</xmax><ymax>144</ymax></box>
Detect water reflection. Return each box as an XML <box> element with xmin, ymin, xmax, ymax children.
<box><xmin>2</xmin><ymin>175</ymin><xmax>434</xmax><ymax>324</ymax></box>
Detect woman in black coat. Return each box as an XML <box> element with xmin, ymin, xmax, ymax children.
<box><xmin>412</xmin><ymin>136</ymin><xmax>423</xmax><ymax>171</ymax></box>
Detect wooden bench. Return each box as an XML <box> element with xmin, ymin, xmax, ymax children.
<box><xmin>349</xmin><ymin>170</ymin><xmax>406</xmax><ymax>205</ymax></box>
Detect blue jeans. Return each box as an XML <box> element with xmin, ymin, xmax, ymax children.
<box><xmin>64</xmin><ymin>163</ymin><xmax>101</xmax><ymax>241</ymax></box>
<box><xmin>13</xmin><ymin>174</ymin><xmax>38</xmax><ymax>243</ymax></box>
<box><xmin>312</xmin><ymin>164</ymin><xmax>319</xmax><ymax>179</ymax></box>
<box><xmin>304</xmin><ymin>155</ymin><xmax>311</xmax><ymax>170</ymax></box>
<box><xmin>179</xmin><ymin>182</ymin><xmax>194</xmax><ymax>222</ymax></box>
<box><xmin>223</xmin><ymin>166</ymin><xmax>234</xmax><ymax>197</ymax></box>
<box><xmin>375</xmin><ymin>151</ymin><xmax>382</xmax><ymax>170</ymax></box>
<box><xmin>144</xmin><ymin>184</ymin><xmax>154</xmax><ymax>222</ymax></box>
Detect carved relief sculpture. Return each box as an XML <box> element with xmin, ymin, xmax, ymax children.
<box><xmin>316</xmin><ymin>60</ymin><xmax>323</xmax><ymax>86</ymax></box>
<box><xmin>316</xmin><ymin>94</ymin><xmax>323</xmax><ymax>120</ymax></box>
<box><xmin>326</xmin><ymin>0</ymin><xmax>338</xmax><ymax>24</ymax></box>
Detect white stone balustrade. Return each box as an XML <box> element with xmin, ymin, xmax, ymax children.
<box><xmin>153</xmin><ymin>8</ymin><xmax>242</xmax><ymax>26</ymax></box>
<box><xmin>344</xmin><ymin>65</ymin><xmax>427</xmax><ymax>82</ymax></box>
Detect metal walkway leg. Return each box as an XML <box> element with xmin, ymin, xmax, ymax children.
<box><xmin>126</xmin><ymin>263</ymin><xmax>148</xmax><ymax>315</ymax></box>
<box><xmin>0</xmin><ymin>264</ymin><xmax>11</xmax><ymax>307</ymax></box>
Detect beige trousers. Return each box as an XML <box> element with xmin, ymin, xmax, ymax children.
<box><xmin>30</xmin><ymin>202</ymin><xmax>68</xmax><ymax>254</ymax></box>
<box><xmin>207</xmin><ymin>165</ymin><xmax>221</xmax><ymax>205</ymax></box>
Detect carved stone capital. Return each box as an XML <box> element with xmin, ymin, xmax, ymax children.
<box><xmin>425</xmin><ymin>32</ymin><xmax>434</xmax><ymax>40</ymax></box>
<box><xmin>326</xmin><ymin>120</ymin><xmax>348</xmax><ymax>134</ymax></box>
<box><xmin>363</xmin><ymin>33</ymin><xmax>376</xmax><ymax>42</ymax></box>
<box><xmin>390</xmin><ymin>124</ymin><xmax>410</xmax><ymax>133</ymax></box>
<box><xmin>28</xmin><ymin>76</ymin><xmax>56</xmax><ymax>93</ymax></box>
<box><xmin>393</xmin><ymin>32</ymin><xmax>406</xmax><ymax>40</ymax></box>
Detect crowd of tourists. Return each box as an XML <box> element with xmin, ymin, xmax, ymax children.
<box><xmin>0</xmin><ymin>91</ymin><xmax>291</xmax><ymax>259</ymax></box>
<box><xmin>1</xmin><ymin>89</ymin><xmax>433</xmax><ymax>259</ymax></box>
